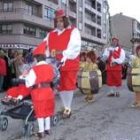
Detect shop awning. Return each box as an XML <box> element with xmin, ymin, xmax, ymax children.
<box><xmin>0</xmin><ymin>44</ymin><xmax>36</xmax><ymax>50</ymax></box>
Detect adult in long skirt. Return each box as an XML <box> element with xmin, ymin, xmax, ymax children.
<box><xmin>44</xmin><ymin>9</ymin><xmax>81</xmax><ymax>118</ymax></box>
<box><xmin>102</xmin><ymin>37</ymin><xmax>125</xmax><ymax>97</ymax></box>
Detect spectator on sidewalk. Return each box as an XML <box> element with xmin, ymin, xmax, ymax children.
<box><xmin>0</xmin><ymin>50</ymin><xmax>7</xmax><ymax>92</ymax></box>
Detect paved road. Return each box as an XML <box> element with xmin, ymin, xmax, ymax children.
<box><xmin>0</xmin><ymin>80</ymin><xmax>140</xmax><ymax>140</ymax></box>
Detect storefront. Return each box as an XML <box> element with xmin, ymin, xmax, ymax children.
<box><xmin>0</xmin><ymin>44</ymin><xmax>35</xmax><ymax>50</ymax></box>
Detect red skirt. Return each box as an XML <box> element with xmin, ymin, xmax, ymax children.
<box><xmin>33</xmin><ymin>99</ymin><xmax>55</xmax><ymax>118</ymax></box>
<box><xmin>107</xmin><ymin>70</ymin><xmax>122</xmax><ymax>86</ymax></box>
<box><xmin>58</xmin><ymin>70</ymin><xmax>78</xmax><ymax>91</ymax></box>
<box><xmin>31</xmin><ymin>88</ymin><xmax>55</xmax><ymax>118</ymax></box>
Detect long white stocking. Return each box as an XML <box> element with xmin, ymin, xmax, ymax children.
<box><xmin>108</xmin><ymin>86</ymin><xmax>115</xmax><ymax>93</ymax></box>
<box><xmin>59</xmin><ymin>90</ymin><xmax>74</xmax><ymax>109</ymax></box>
<box><xmin>37</xmin><ymin>118</ymin><xmax>44</xmax><ymax>133</ymax></box>
<box><xmin>114</xmin><ymin>86</ymin><xmax>122</xmax><ymax>92</ymax></box>
<box><xmin>59</xmin><ymin>91</ymin><xmax>67</xmax><ymax>108</ymax></box>
<box><xmin>44</xmin><ymin>117</ymin><xmax>50</xmax><ymax>130</ymax></box>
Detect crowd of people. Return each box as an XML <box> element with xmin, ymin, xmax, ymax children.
<box><xmin>0</xmin><ymin>48</ymin><xmax>34</xmax><ymax>92</ymax></box>
<box><xmin>0</xmin><ymin>9</ymin><xmax>140</xmax><ymax>139</ymax></box>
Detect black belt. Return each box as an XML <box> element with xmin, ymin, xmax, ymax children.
<box><xmin>33</xmin><ymin>82</ymin><xmax>50</xmax><ymax>89</ymax></box>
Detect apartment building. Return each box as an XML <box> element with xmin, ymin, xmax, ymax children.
<box><xmin>0</xmin><ymin>0</ymin><xmax>109</xmax><ymax>50</ymax></box>
<box><xmin>111</xmin><ymin>13</ymin><xmax>140</xmax><ymax>53</ymax></box>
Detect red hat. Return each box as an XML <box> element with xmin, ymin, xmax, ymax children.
<box><xmin>33</xmin><ymin>41</ymin><xmax>46</xmax><ymax>56</ymax></box>
<box><xmin>55</xmin><ymin>9</ymin><xmax>65</xmax><ymax>18</ymax></box>
<box><xmin>112</xmin><ymin>37</ymin><xmax>119</xmax><ymax>42</ymax></box>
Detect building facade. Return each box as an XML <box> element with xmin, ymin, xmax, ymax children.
<box><xmin>111</xmin><ymin>13</ymin><xmax>140</xmax><ymax>53</ymax></box>
<box><xmin>0</xmin><ymin>0</ymin><xmax>109</xmax><ymax>50</ymax></box>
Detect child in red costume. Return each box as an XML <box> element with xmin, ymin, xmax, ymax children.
<box><xmin>24</xmin><ymin>41</ymin><xmax>55</xmax><ymax>139</ymax></box>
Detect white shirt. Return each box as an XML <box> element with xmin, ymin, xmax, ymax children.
<box><xmin>102</xmin><ymin>46</ymin><xmax>125</xmax><ymax>64</ymax></box>
<box><xmin>25</xmin><ymin>61</ymin><xmax>47</xmax><ymax>88</ymax></box>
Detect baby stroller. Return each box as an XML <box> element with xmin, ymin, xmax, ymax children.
<box><xmin>0</xmin><ymin>59</ymin><xmax>61</xmax><ymax>137</ymax></box>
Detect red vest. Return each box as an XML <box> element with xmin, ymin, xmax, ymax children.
<box><xmin>106</xmin><ymin>46</ymin><xmax>122</xmax><ymax>71</ymax></box>
<box><xmin>33</xmin><ymin>64</ymin><xmax>54</xmax><ymax>85</ymax></box>
<box><xmin>31</xmin><ymin>64</ymin><xmax>54</xmax><ymax>101</ymax></box>
<box><xmin>48</xmin><ymin>27</ymin><xmax>79</xmax><ymax>71</ymax></box>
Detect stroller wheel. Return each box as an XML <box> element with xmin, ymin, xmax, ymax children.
<box><xmin>51</xmin><ymin>115</ymin><xmax>59</xmax><ymax>126</ymax></box>
<box><xmin>23</xmin><ymin>123</ymin><xmax>35</xmax><ymax>137</ymax></box>
<box><xmin>0</xmin><ymin>117</ymin><xmax>8</xmax><ymax>131</ymax></box>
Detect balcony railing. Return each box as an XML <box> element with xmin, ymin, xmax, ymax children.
<box><xmin>0</xmin><ymin>8</ymin><xmax>42</xmax><ymax>17</ymax></box>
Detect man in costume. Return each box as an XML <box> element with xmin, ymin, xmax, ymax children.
<box><xmin>102</xmin><ymin>37</ymin><xmax>125</xmax><ymax>97</ymax></box>
<box><xmin>44</xmin><ymin>9</ymin><xmax>81</xmax><ymax>118</ymax></box>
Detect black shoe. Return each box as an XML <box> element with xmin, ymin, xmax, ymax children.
<box><xmin>37</xmin><ymin>132</ymin><xmax>46</xmax><ymax>139</ymax></box>
<box><xmin>115</xmin><ymin>92</ymin><xmax>120</xmax><ymax>97</ymax></box>
<box><xmin>107</xmin><ymin>93</ymin><xmax>115</xmax><ymax>97</ymax></box>
<box><xmin>45</xmin><ymin>130</ymin><xmax>51</xmax><ymax>135</ymax></box>
<box><xmin>1</xmin><ymin>98</ymin><xmax>12</xmax><ymax>105</ymax></box>
<box><xmin>10</xmin><ymin>98</ymin><xmax>20</xmax><ymax>105</ymax></box>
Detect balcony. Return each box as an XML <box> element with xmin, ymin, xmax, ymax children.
<box><xmin>68</xmin><ymin>10</ymin><xmax>77</xmax><ymax>19</ymax></box>
<box><xmin>0</xmin><ymin>8</ymin><xmax>54</xmax><ymax>28</ymax></box>
<box><xmin>85</xmin><ymin>3</ymin><xmax>102</xmax><ymax>16</ymax></box>
<box><xmin>85</xmin><ymin>18</ymin><xmax>101</xmax><ymax>29</ymax></box>
<box><xmin>0</xmin><ymin>8</ymin><xmax>41</xmax><ymax>17</ymax></box>
<box><xmin>48</xmin><ymin>0</ymin><xmax>58</xmax><ymax>5</ymax></box>
<box><xmin>81</xmin><ymin>31</ymin><xmax>107</xmax><ymax>45</ymax></box>
<box><xmin>69</xmin><ymin>0</ymin><xmax>77</xmax><ymax>3</ymax></box>
<box><xmin>0</xmin><ymin>34</ymin><xmax>42</xmax><ymax>48</ymax></box>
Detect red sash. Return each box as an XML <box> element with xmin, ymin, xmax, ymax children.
<box><xmin>106</xmin><ymin>46</ymin><xmax>122</xmax><ymax>71</ymax></box>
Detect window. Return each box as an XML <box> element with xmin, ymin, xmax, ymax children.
<box><xmin>23</xmin><ymin>25</ymin><xmax>36</xmax><ymax>36</ymax></box>
<box><xmin>97</xmin><ymin>16</ymin><xmax>101</xmax><ymax>25</ymax></box>
<box><xmin>97</xmin><ymin>29</ymin><xmax>101</xmax><ymax>38</ymax></box>
<box><xmin>92</xmin><ymin>13</ymin><xmax>96</xmax><ymax>23</ymax></box>
<box><xmin>44</xmin><ymin>6</ymin><xmax>55</xmax><ymax>21</ymax></box>
<box><xmin>0</xmin><ymin>24</ymin><xmax>12</xmax><ymax>34</ymax></box>
<box><xmin>70</xmin><ymin>18</ymin><xmax>76</xmax><ymax>26</ymax></box>
<box><xmin>79</xmin><ymin>12</ymin><xmax>82</xmax><ymax>22</ymax></box>
<box><xmin>92</xmin><ymin>0</ymin><xmax>96</xmax><ymax>9</ymax></box>
<box><xmin>25</xmin><ymin>2</ymin><xmax>40</xmax><ymax>17</ymax></box>
<box><xmin>49</xmin><ymin>0</ymin><xmax>58</xmax><ymax>4</ymax></box>
<box><xmin>79</xmin><ymin>0</ymin><xmax>83</xmax><ymax>7</ymax></box>
<box><xmin>61</xmin><ymin>0</ymin><xmax>67</xmax><ymax>12</ymax></box>
<box><xmin>79</xmin><ymin>23</ymin><xmax>82</xmax><ymax>30</ymax></box>
<box><xmin>27</xmin><ymin>4</ymin><xmax>33</xmax><ymax>15</ymax></box>
<box><xmin>39</xmin><ymin>29</ymin><xmax>48</xmax><ymax>38</ymax></box>
<box><xmin>91</xmin><ymin>27</ymin><xmax>96</xmax><ymax>36</ymax></box>
<box><xmin>97</xmin><ymin>2</ymin><xmax>101</xmax><ymax>12</ymax></box>
<box><xmin>3</xmin><ymin>2</ymin><xmax>13</xmax><ymax>12</ymax></box>
<box><xmin>69</xmin><ymin>1</ymin><xmax>76</xmax><ymax>13</ymax></box>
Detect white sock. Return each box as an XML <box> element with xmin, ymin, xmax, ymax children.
<box><xmin>44</xmin><ymin>117</ymin><xmax>50</xmax><ymax>130</ymax></box>
<box><xmin>37</xmin><ymin>118</ymin><xmax>44</xmax><ymax>133</ymax></box>
<box><xmin>17</xmin><ymin>95</ymin><xmax>23</xmax><ymax>100</ymax></box>
<box><xmin>114</xmin><ymin>86</ymin><xmax>121</xmax><ymax>92</ymax></box>
<box><xmin>108</xmin><ymin>86</ymin><xmax>115</xmax><ymax>93</ymax></box>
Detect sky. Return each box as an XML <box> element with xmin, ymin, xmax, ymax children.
<box><xmin>108</xmin><ymin>0</ymin><xmax>140</xmax><ymax>22</ymax></box>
